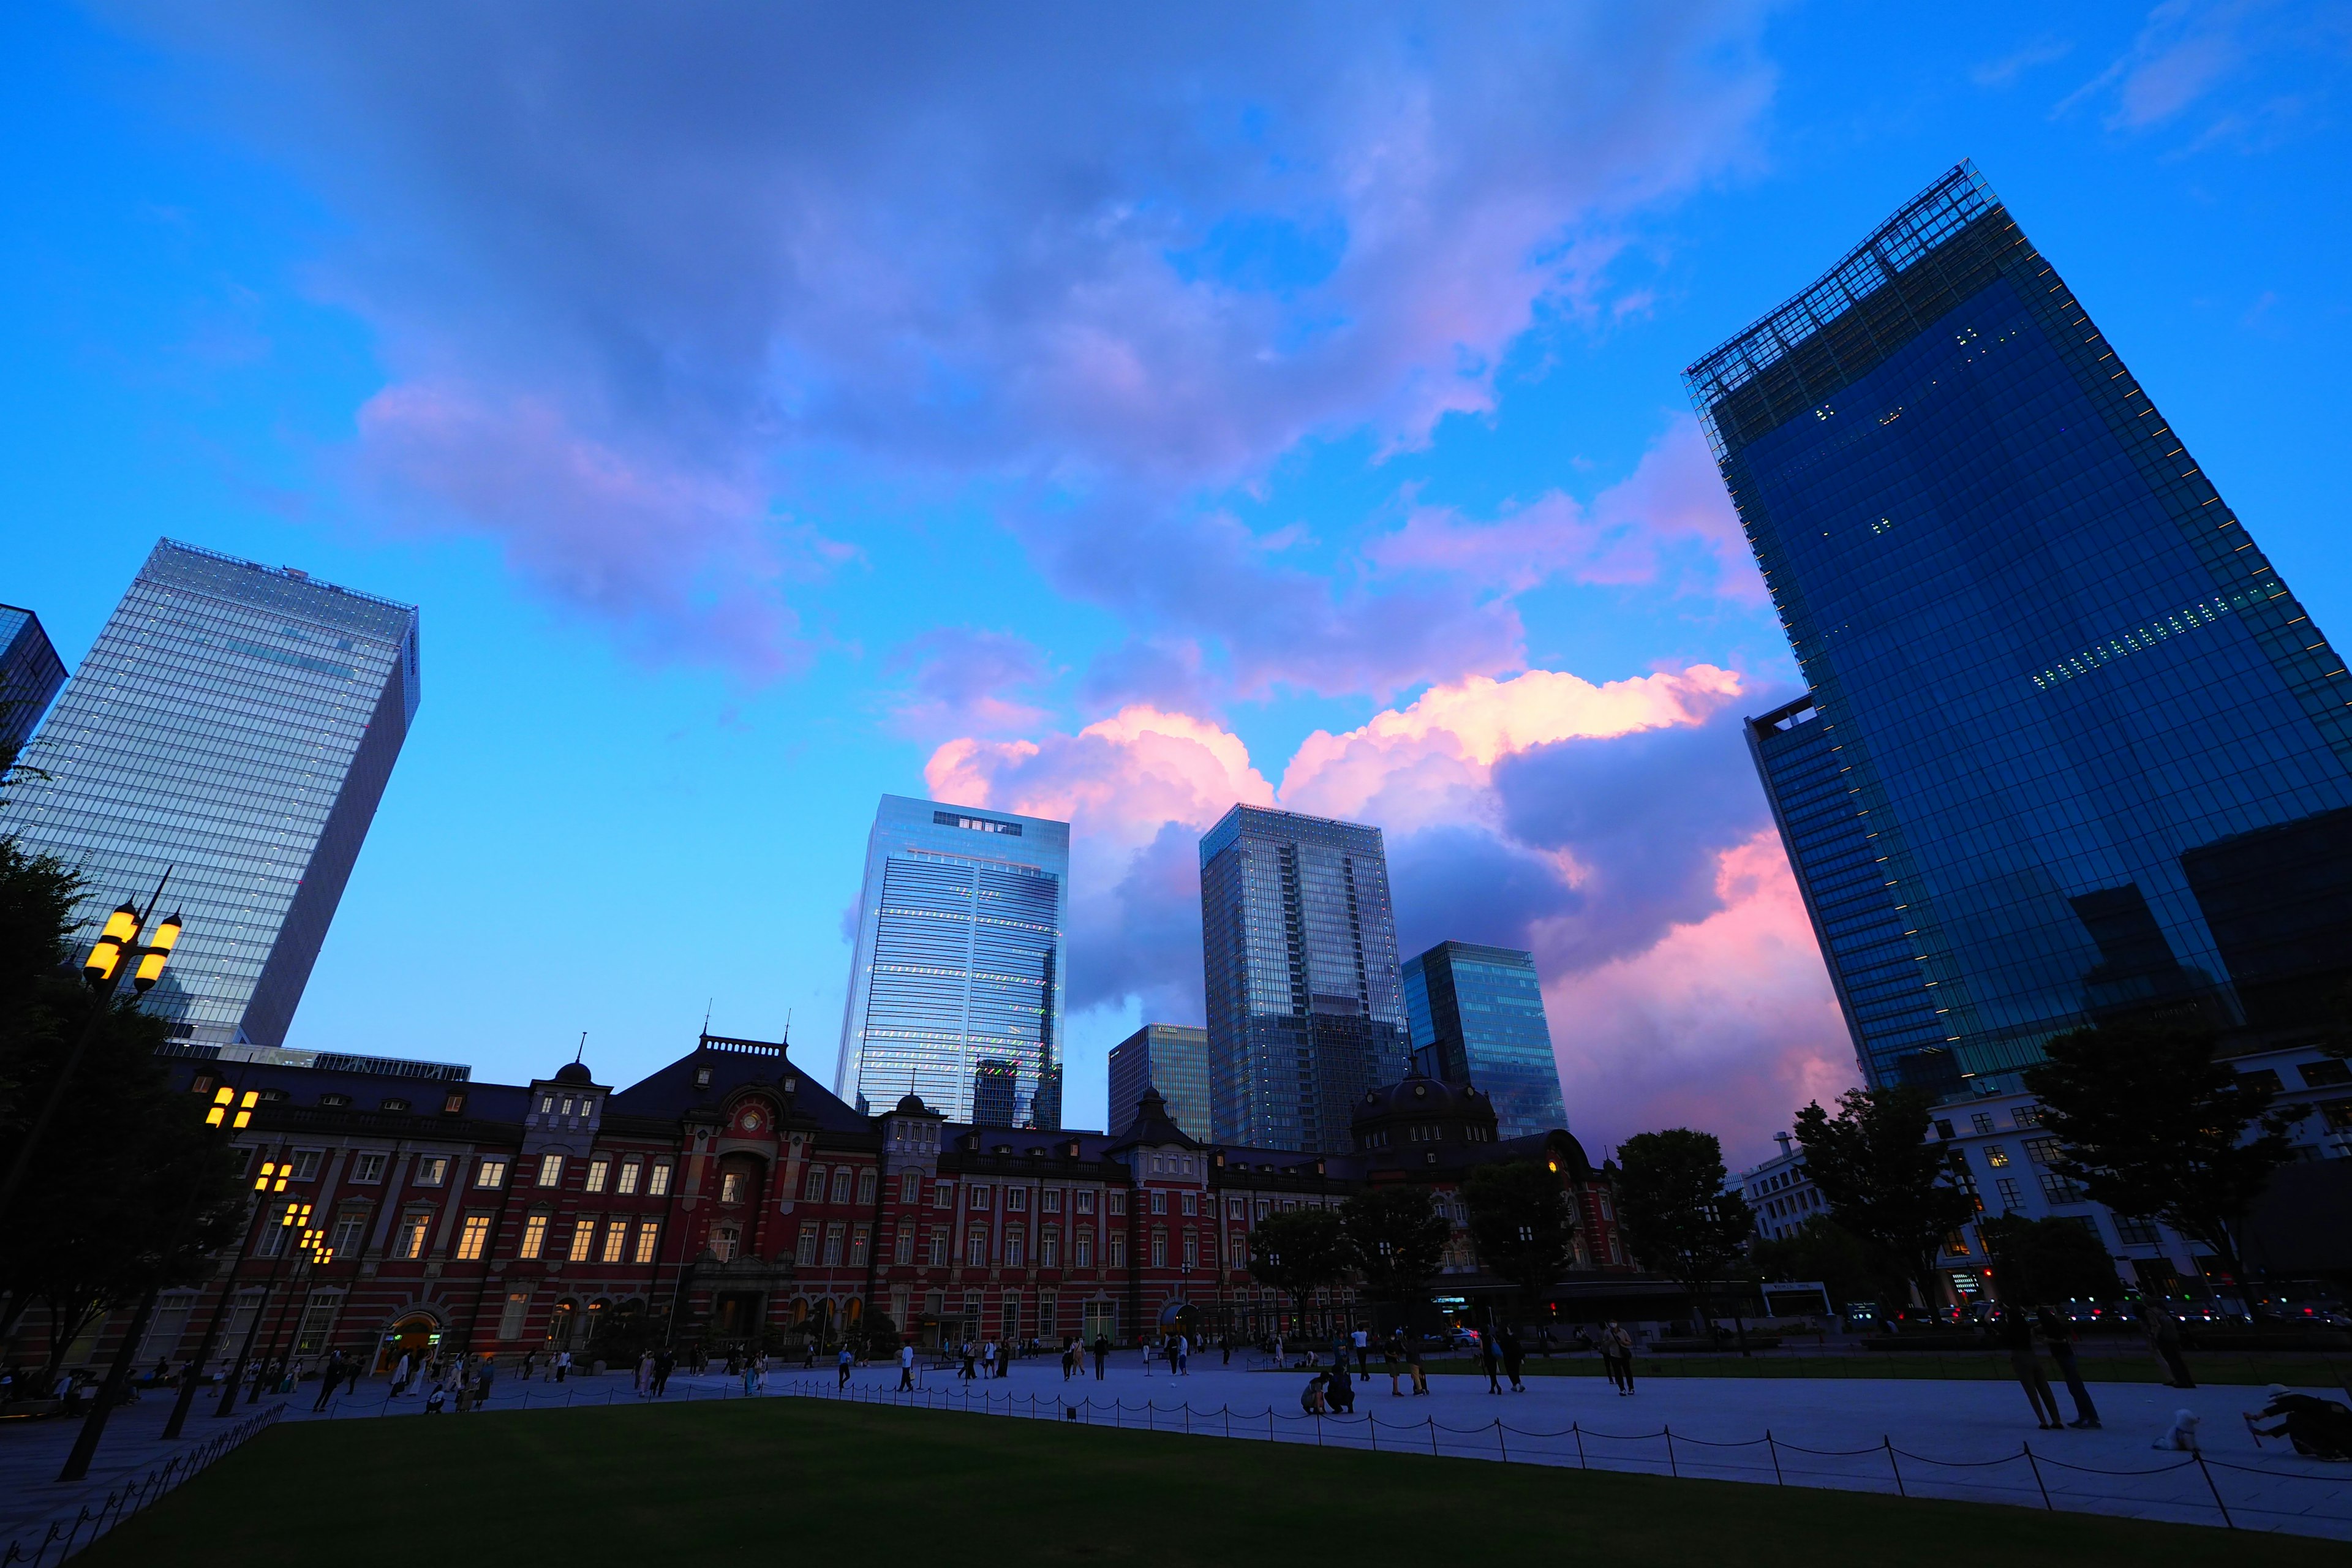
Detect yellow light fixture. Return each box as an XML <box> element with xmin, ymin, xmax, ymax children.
<box><xmin>83</xmin><ymin>902</ymin><xmax>140</xmax><ymax>982</ymax></box>
<box><xmin>254</xmin><ymin>1160</ymin><xmax>277</xmax><ymax>1192</ymax></box>
<box><xmin>233</xmin><ymin>1090</ymin><xmax>257</xmax><ymax>1131</ymax></box>
<box><xmin>132</xmin><ymin>912</ymin><xmax>183</xmax><ymax>993</ymax></box>
<box><xmin>207</xmin><ymin>1086</ymin><xmax>233</xmax><ymax>1128</ymax></box>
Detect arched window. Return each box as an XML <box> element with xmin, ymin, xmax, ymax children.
<box><xmin>804</xmin><ymin>1164</ymin><xmax>828</xmax><ymax>1201</ymax></box>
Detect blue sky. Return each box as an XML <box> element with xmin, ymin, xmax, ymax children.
<box><xmin>4</xmin><ymin>1</ymin><xmax>2347</xmax><ymax>1159</ymax></box>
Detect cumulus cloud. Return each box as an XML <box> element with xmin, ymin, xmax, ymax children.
<box><xmin>929</xmin><ymin>662</ymin><xmax>1851</xmax><ymax>1158</ymax></box>
<box><xmin>127</xmin><ymin>1</ymin><xmax>1774</xmax><ymax>684</ymax></box>
<box><xmin>884</xmin><ymin>627</ymin><xmax>1050</xmax><ymax>737</ymax></box>
<box><xmin>1368</xmin><ymin>416</ymin><xmax>1759</xmax><ymax>603</ymax></box>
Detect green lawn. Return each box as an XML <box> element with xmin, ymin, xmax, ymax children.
<box><xmin>83</xmin><ymin>1399</ymin><xmax>2340</xmax><ymax>1567</ymax></box>
<box><xmin>1423</xmin><ymin>1352</ymin><xmax>2352</xmax><ymax>1387</ymax></box>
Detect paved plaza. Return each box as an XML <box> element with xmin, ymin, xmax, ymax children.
<box><xmin>5</xmin><ymin>1352</ymin><xmax>2348</xmax><ymax>1552</ymax></box>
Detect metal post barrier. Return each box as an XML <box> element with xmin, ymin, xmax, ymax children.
<box><xmin>1574</xmin><ymin>1422</ymin><xmax>1587</xmax><ymax>1470</ymax></box>
<box><xmin>1664</xmin><ymin>1424</ymin><xmax>1677</xmax><ymax>1478</ymax></box>
<box><xmin>2022</xmin><ymin>1441</ymin><xmax>2051</xmax><ymax>1510</ymax></box>
<box><xmin>1494</xmin><ymin>1420</ymin><xmax>1506</xmax><ymax>1462</ymax></box>
<box><xmin>2194</xmin><ymin>1450</ymin><xmax>2234</xmax><ymax>1530</ymax></box>
<box><xmin>1428</xmin><ymin>1417</ymin><xmax>1438</xmax><ymax>1457</ymax></box>
<box><xmin>1884</xmin><ymin>1436</ymin><xmax>1904</xmax><ymax>1498</ymax></box>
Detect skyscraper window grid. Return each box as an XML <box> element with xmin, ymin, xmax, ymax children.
<box><xmin>0</xmin><ymin>540</ymin><xmax>420</xmax><ymax>1047</ymax></box>
<box><xmin>1689</xmin><ymin>163</ymin><xmax>2352</xmax><ymax>1094</ymax></box>
<box><xmin>1199</xmin><ymin>805</ymin><xmax>1408</xmax><ymax>1154</ymax></box>
<box><xmin>835</xmin><ymin>795</ymin><xmax>1068</xmax><ymax>1126</ymax></box>
<box><xmin>1402</xmin><ymin>941</ymin><xmax>1567</xmax><ymax>1141</ymax></box>
<box><xmin>0</xmin><ymin>605</ymin><xmax>67</xmax><ymax>756</ymax></box>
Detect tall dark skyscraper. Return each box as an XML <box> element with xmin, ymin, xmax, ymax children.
<box><xmin>1199</xmin><ymin>804</ymin><xmax>1408</xmax><ymax>1153</ymax></box>
<box><xmin>1107</xmin><ymin>1022</ymin><xmax>1210</xmax><ymax>1142</ymax></box>
<box><xmin>0</xmin><ymin>605</ymin><xmax>67</xmax><ymax>757</ymax></box>
<box><xmin>1403</xmin><ymin>941</ymin><xmax>1567</xmax><ymax>1140</ymax></box>
<box><xmin>1691</xmin><ymin>164</ymin><xmax>2352</xmax><ymax>1095</ymax></box>
<box><xmin>1</xmin><ymin>541</ymin><xmax>420</xmax><ymax>1048</ymax></box>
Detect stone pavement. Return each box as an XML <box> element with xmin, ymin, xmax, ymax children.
<box><xmin>0</xmin><ymin>1389</ymin><xmax>284</xmax><ymax>1558</ymax></box>
<box><xmin>6</xmin><ymin>1353</ymin><xmax>2348</xmax><ymax>1550</ymax></box>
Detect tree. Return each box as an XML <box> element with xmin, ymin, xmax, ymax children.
<box><xmin>1460</xmin><ymin>1159</ymin><xmax>1577</xmax><ymax>1327</ymax></box>
<box><xmin>1979</xmin><ymin>1215</ymin><xmax>2120</xmax><ymax>1306</ymax></box>
<box><xmin>1614</xmin><ymin>1130</ymin><xmax>1753</xmax><ymax>1341</ymax></box>
<box><xmin>0</xmin><ymin>839</ymin><xmax>245</xmax><ymax>1376</ymax></box>
<box><xmin>1750</xmin><ymin>1215</ymin><xmax>1886</xmax><ymax>1314</ymax></box>
<box><xmin>1246</xmin><ymin>1207</ymin><xmax>1351</xmax><ymax>1336</ymax></box>
<box><xmin>1794</xmin><ymin>1086</ymin><xmax>1976</xmax><ymax>1313</ymax></box>
<box><xmin>1339</xmin><ymin>1185</ymin><xmax>1449</xmax><ymax>1316</ymax></box>
<box><xmin>2023</xmin><ymin>1020</ymin><xmax>2291</xmax><ymax>1298</ymax></box>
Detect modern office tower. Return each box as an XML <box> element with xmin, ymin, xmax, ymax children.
<box><xmin>1199</xmin><ymin>804</ymin><xmax>1408</xmax><ymax>1153</ymax></box>
<box><xmin>1690</xmin><ymin>164</ymin><xmax>2352</xmax><ymax>1096</ymax></box>
<box><xmin>0</xmin><ymin>541</ymin><xmax>420</xmax><ymax>1047</ymax></box>
<box><xmin>1402</xmin><ymin>941</ymin><xmax>1567</xmax><ymax>1140</ymax></box>
<box><xmin>1107</xmin><ymin>1022</ymin><xmax>1211</xmax><ymax>1141</ymax></box>
<box><xmin>0</xmin><ymin>605</ymin><xmax>68</xmax><ymax>757</ymax></box>
<box><xmin>835</xmin><ymin>796</ymin><xmax>1069</xmax><ymax>1126</ymax></box>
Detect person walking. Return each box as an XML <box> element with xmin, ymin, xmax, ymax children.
<box><xmin>1351</xmin><ymin>1326</ymin><xmax>1370</xmax><ymax>1381</ymax></box>
<box><xmin>1480</xmin><ymin>1327</ymin><xmax>1502</xmax><ymax>1394</ymax></box>
<box><xmin>654</xmin><ymin>1349</ymin><xmax>676</xmax><ymax>1396</ymax></box>
<box><xmin>636</xmin><ymin>1351</ymin><xmax>654</xmax><ymax>1397</ymax></box>
<box><xmin>1382</xmin><ymin>1332</ymin><xmax>1404</xmax><ymax>1396</ymax></box>
<box><xmin>837</xmin><ymin>1343</ymin><xmax>855</xmax><ymax>1388</ymax></box>
<box><xmin>1060</xmin><ymin>1337</ymin><xmax>1077</xmax><ymax>1381</ymax></box>
<box><xmin>959</xmin><ymin>1341</ymin><xmax>978</xmax><ymax>1381</ymax></box>
<box><xmin>310</xmin><ymin>1353</ymin><xmax>341</xmax><ymax>1412</ymax></box>
<box><xmin>1999</xmin><ymin>1308</ymin><xmax>2064</xmax><ymax>1430</ymax></box>
<box><xmin>1499</xmin><ymin>1326</ymin><xmax>1527</xmax><ymax>1393</ymax></box>
<box><xmin>898</xmin><ymin>1341</ymin><xmax>916</xmax><ymax>1392</ymax></box>
<box><xmin>1091</xmin><ymin>1333</ymin><xmax>1109</xmax><ymax>1379</ymax></box>
<box><xmin>1607</xmin><ymin>1322</ymin><xmax>1637</xmax><ymax>1396</ymax></box>
<box><xmin>474</xmin><ymin>1355</ymin><xmax>496</xmax><ymax>1411</ymax></box>
<box><xmin>2145</xmin><ymin>1306</ymin><xmax>2196</xmax><ymax>1389</ymax></box>
<box><xmin>555</xmin><ymin>1348</ymin><xmax>571</xmax><ymax>1384</ymax></box>
<box><xmin>1404</xmin><ymin>1334</ymin><xmax>1428</xmax><ymax>1395</ymax></box>
<box><xmin>981</xmin><ymin>1339</ymin><xmax>998</xmax><ymax>1381</ymax></box>
<box><xmin>520</xmin><ymin>1349</ymin><xmax>537</xmax><ymax>1384</ymax></box>
<box><xmin>2034</xmin><ymin>1306</ymin><xmax>2100</xmax><ymax>1428</ymax></box>
<box><xmin>389</xmin><ymin>1351</ymin><xmax>412</xmax><ymax>1398</ymax></box>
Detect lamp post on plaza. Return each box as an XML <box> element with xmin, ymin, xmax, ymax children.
<box><xmin>0</xmin><ymin>882</ymin><xmax>182</xmax><ymax>1224</ymax></box>
<box><xmin>213</xmin><ymin>1163</ymin><xmax>309</xmax><ymax>1418</ymax></box>
<box><xmin>158</xmin><ymin>1089</ymin><xmax>263</xmax><ymax>1440</ymax></box>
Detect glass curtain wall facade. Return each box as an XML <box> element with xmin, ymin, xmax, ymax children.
<box><xmin>0</xmin><ymin>540</ymin><xmax>421</xmax><ymax>1047</ymax></box>
<box><xmin>1688</xmin><ymin>164</ymin><xmax>2352</xmax><ymax>1094</ymax></box>
<box><xmin>1107</xmin><ymin>1022</ymin><xmax>1211</xmax><ymax>1142</ymax></box>
<box><xmin>1199</xmin><ymin>805</ymin><xmax>1408</xmax><ymax>1153</ymax></box>
<box><xmin>0</xmin><ymin>605</ymin><xmax>68</xmax><ymax>756</ymax></box>
<box><xmin>1401</xmin><ymin>941</ymin><xmax>1567</xmax><ymax>1140</ymax></box>
<box><xmin>834</xmin><ymin>796</ymin><xmax>1069</xmax><ymax>1126</ymax></box>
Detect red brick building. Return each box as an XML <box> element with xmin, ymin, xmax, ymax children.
<box><xmin>75</xmin><ymin>1033</ymin><xmax>1642</xmax><ymax>1378</ymax></box>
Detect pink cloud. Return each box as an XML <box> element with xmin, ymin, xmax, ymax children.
<box><xmin>1537</xmin><ymin>831</ymin><xmax>1856</xmax><ymax>1166</ymax></box>
<box><xmin>1369</xmin><ymin>416</ymin><xmax>1760</xmax><ymax>604</ymax></box>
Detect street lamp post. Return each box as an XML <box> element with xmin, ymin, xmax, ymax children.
<box><xmin>0</xmin><ymin>884</ymin><xmax>183</xmax><ymax>1225</ymax></box>
<box><xmin>214</xmin><ymin>1164</ymin><xmax>309</xmax><ymax>1419</ymax></box>
<box><xmin>158</xmin><ymin>1090</ymin><xmax>262</xmax><ymax>1440</ymax></box>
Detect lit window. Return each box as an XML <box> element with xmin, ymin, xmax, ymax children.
<box><xmin>721</xmin><ymin>1172</ymin><xmax>745</xmax><ymax>1204</ymax></box>
<box><xmin>537</xmin><ymin>1154</ymin><xmax>564</xmax><ymax>1187</ymax></box>
<box><xmin>567</xmin><ymin>1220</ymin><xmax>596</xmax><ymax>1262</ymax></box>
<box><xmin>850</xmin><ymin>1224</ymin><xmax>870</xmax><ymax>1265</ymax></box>
<box><xmin>585</xmin><ymin>1158</ymin><xmax>610</xmax><ymax>1193</ymax></box>
<box><xmin>538</xmin><ymin>1095</ymin><xmax>554</xmax><ymax>1114</ymax></box>
<box><xmin>455</xmin><ymin>1213</ymin><xmax>492</xmax><ymax>1261</ymax></box>
<box><xmin>415</xmin><ymin>1157</ymin><xmax>449</xmax><ymax>1188</ymax></box>
<box><xmin>396</xmin><ymin>1212</ymin><xmax>432</xmax><ymax>1260</ymax></box>
<box><xmin>617</xmin><ymin>1159</ymin><xmax>641</xmax><ymax>1196</ymax></box>
<box><xmin>601</xmin><ymin>1220</ymin><xmax>627</xmax><ymax>1263</ymax></box>
<box><xmin>1985</xmin><ymin>1145</ymin><xmax>2010</xmax><ymax>1168</ymax></box>
<box><xmin>443</xmin><ymin>1093</ymin><xmax>466</xmax><ymax>1115</ymax></box>
<box><xmin>519</xmin><ymin>1215</ymin><xmax>550</xmax><ymax>1259</ymax></box>
<box><xmin>647</xmin><ymin>1161</ymin><xmax>673</xmax><ymax>1197</ymax></box>
<box><xmin>633</xmin><ymin>1222</ymin><xmax>660</xmax><ymax>1265</ymax></box>
<box><xmin>475</xmin><ymin>1159</ymin><xmax>508</xmax><ymax>1189</ymax></box>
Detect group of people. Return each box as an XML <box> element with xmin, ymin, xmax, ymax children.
<box><xmin>385</xmin><ymin>1349</ymin><xmax>499</xmax><ymax>1414</ymax></box>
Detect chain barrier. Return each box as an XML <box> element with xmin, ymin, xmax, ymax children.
<box><xmin>1</xmin><ymin>1401</ymin><xmax>284</xmax><ymax>1566</ymax></box>
<box><xmin>764</xmin><ymin>1376</ymin><xmax>2350</xmax><ymax>1539</ymax></box>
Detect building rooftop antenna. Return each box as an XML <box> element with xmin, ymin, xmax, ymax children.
<box><xmin>573</xmin><ymin>1031</ymin><xmax>587</xmax><ymax>1065</ymax></box>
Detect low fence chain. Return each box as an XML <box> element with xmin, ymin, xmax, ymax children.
<box><xmin>1</xmin><ymin>1401</ymin><xmax>284</xmax><ymax>1566</ymax></box>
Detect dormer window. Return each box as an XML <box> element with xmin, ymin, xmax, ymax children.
<box><xmin>694</xmin><ymin>1066</ymin><xmax>714</xmax><ymax>1089</ymax></box>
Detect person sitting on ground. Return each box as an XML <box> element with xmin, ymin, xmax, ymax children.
<box><xmin>1324</xmin><ymin>1367</ymin><xmax>1355</xmax><ymax>1414</ymax></box>
<box><xmin>1301</xmin><ymin>1373</ymin><xmax>1327</xmax><ymax>1415</ymax></box>
<box><xmin>2245</xmin><ymin>1385</ymin><xmax>2352</xmax><ymax>1461</ymax></box>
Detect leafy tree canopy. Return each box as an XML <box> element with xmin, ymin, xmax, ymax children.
<box><xmin>1339</xmin><ymin>1184</ymin><xmax>1449</xmax><ymax>1306</ymax></box>
<box><xmin>1980</xmin><ymin>1214</ymin><xmax>2120</xmax><ymax>1306</ymax></box>
<box><xmin>1614</xmin><ymin>1129</ymin><xmax>1752</xmax><ymax>1324</ymax></box>
<box><xmin>1460</xmin><ymin>1159</ymin><xmax>1576</xmax><ymax>1323</ymax></box>
<box><xmin>2022</xmin><ymin>1020</ymin><xmax>2291</xmax><ymax>1288</ymax></box>
<box><xmin>1749</xmin><ymin>1215</ymin><xmax>1886</xmax><ymax>1312</ymax></box>
<box><xmin>1246</xmin><ymin>1206</ymin><xmax>1352</xmax><ymax>1324</ymax></box>
<box><xmin>1793</xmin><ymin>1085</ymin><xmax>1975</xmax><ymax>1311</ymax></box>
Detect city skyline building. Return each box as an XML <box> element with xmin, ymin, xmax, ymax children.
<box><xmin>1691</xmin><ymin>164</ymin><xmax>2352</xmax><ymax>1096</ymax></box>
<box><xmin>834</xmin><ymin>795</ymin><xmax>1069</xmax><ymax>1127</ymax></box>
<box><xmin>1199</xmin><ymin>804</ymin><xmax>1408</xmax><ymax>1154</ymax></box>
<box><xmin>0</xmin><ymin>604</ymin><xmax>67</xmax><ymax>758</ymax></box>
<box><xmin>0</xmin><ymin>540</ymin><xmax>420</xmax><ymax>1047</ymax></box>
<box><xmin>1402</xmin><ymin>941</ymin><xmax>1567</xmax><ymax>1140</ymax></box>
<box><xmin>1107</xmin><ymin>1022</ymin><xmax>1212</xmax><ymax>1144</ymax></box>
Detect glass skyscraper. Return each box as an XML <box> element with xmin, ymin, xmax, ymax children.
<box><xmin>1403</xmin><ymin>941</ymin><xmax>1567</xmax><ymax>1140</ymax></box>
<box><xmin>0</xmin><ymin>605</ymin><xmax>67</xmax><ymax>758</ymax></box>
<box><xmin>1199</xmin><ymin>804</ymin><xmax>1408</xmax><ymax>1153</ymax></box>
<box><xmin>1107</xmin><ymin>1022</ymin><xmax>1211</xmax><ymax>1141</ymax></box>
<box><xmin>834</xmin><ymin>795</ymin><xmax>1068</xmax><ymax>1126</ymax></box>
<box><xmin>1691</xmin><ymin>164</ymin><xmax>2352</xmax><ymax>1095</ymax></box>
<box><xmin>1</xmin><ymin>540</ymin><xmax>421</xmax><ymax>1047</ymax></box>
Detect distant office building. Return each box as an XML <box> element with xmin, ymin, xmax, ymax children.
<box><xmin>835</xmin><ymin>796</ymin><xmax>1069</xmax><ymax>1126</ymax></box>
<box><xmin>0</xmin><ymin>604</ymin><xmax>67</xmax><ymax>758</ymax></box>
<box><xmin>0</xmin><ymin>541</ymin><xmax>420</xmax><ymax>1047</ymax></box>
<box><xmin>1402</xmin><ymin>942</ymin><xmax>1566</xmax><ymax>1140</ymax></box>
<box><xmin>1108</xmin><ymin>1023</ymin><xmax>1211</xmax><ymax>1142</ymax></box>
<box><xmin>1691</xmin><ymin>164</ymin><xmax>2352</xmax><ymax>1095</ymax></box>
<box><xmin>1199</xmin><ymin>804</ymin><xmax>1408</xmax><ymax>1153</ymax></box>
